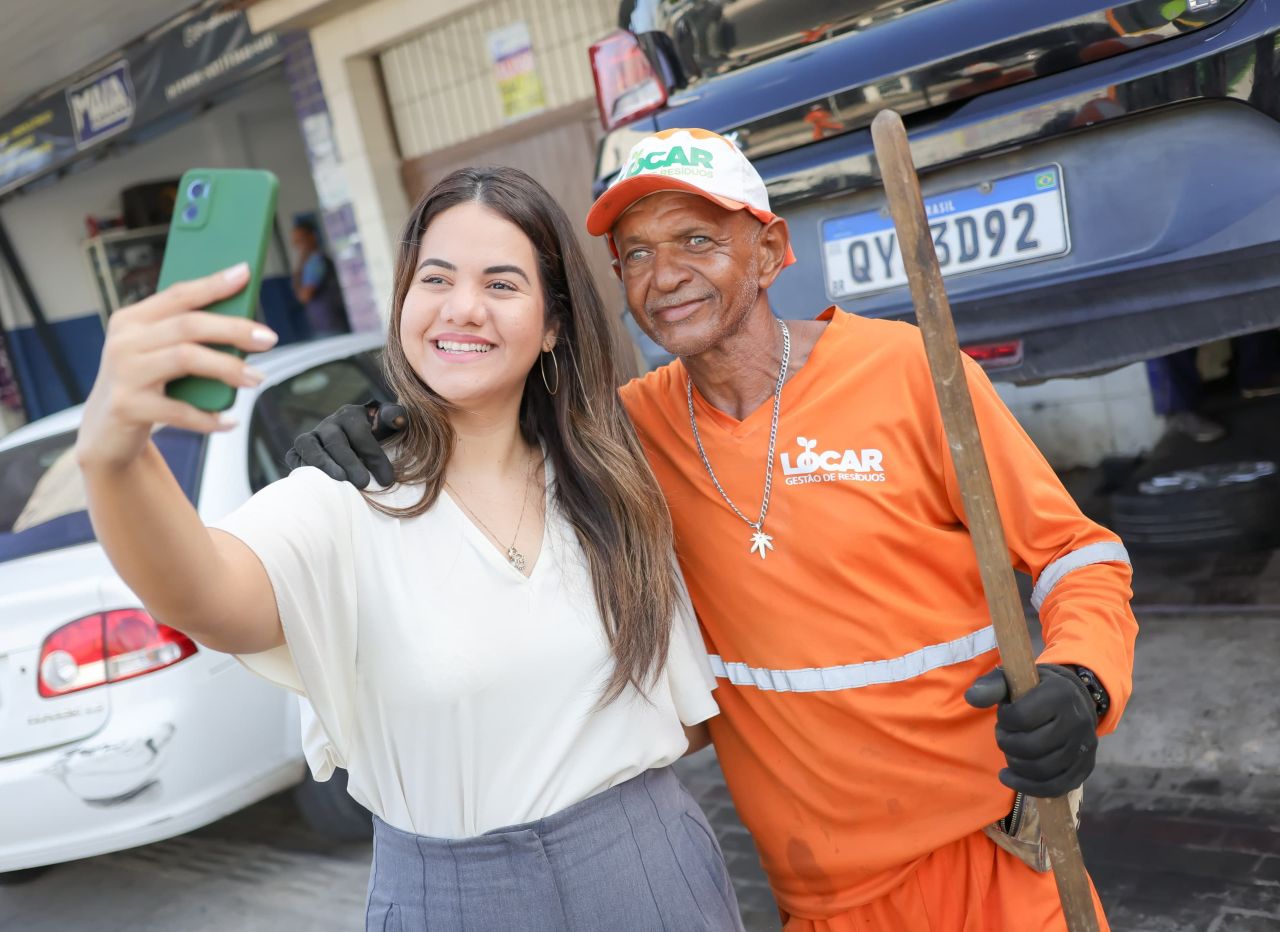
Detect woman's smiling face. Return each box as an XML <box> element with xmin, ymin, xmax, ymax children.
<box><xmin>400</xmin><ymin>201</ymin><xmax>555</xmax><ymax>413</ymax></box>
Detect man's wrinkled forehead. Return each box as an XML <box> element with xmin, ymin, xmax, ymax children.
<box><xmin>611</xmin><ymin>190</ymin><xmax>749</xmax><ymax>241</ymax></box>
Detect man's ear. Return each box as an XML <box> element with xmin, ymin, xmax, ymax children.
<box><xmin>757</xmin><ymin>217</ymin><xmax>791</xmax><ymax>288</ymax></box>
<box><xmin>607</xmin><ymin>235</ymin><xmax>624</xmax><ymax>279</ymax></box>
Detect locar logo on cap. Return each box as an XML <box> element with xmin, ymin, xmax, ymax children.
<box><xmin>623</xmin><ymin>144</ymin><xmax>715</xmax><ymax>179</ymax></box>
<box><xmin>585</xmin><ymin>127</ymin><xmax>797</xmax><ymax>267</ymax></box>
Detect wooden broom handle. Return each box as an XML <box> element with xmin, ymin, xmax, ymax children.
<box><xmin>869</xmin><ymin>109</ymin><xmax>1100</xmax><ymax>932</ymax></box>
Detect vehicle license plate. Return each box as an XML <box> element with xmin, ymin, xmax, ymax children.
<box><xmin>821</xmin><ymin>165</ymin><xmax>1070</xmax><ymax>299</ymax></box>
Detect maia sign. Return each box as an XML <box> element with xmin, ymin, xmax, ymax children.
<box><xmin>67</xmin><ymin>61</ymin><xmax>136</xmax><ymax>149</ymax></box>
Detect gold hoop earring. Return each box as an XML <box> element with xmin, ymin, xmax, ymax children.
<box><xmin>540</xmin><ymin>349</ymin><xmax>560</xmax><ymax>396</ymax></box>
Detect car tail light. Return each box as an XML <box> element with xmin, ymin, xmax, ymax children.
<box><xmin>38</xmin><ymin>609</ymin><xmax>197</xmax><ymax>698</ymax></box>
<box><xmin>963</xmin><ymin>340</ymin><xmax>1024</xmax><ymax>370</ymax></box>
<box><xmin>590</xmin><ymin>30</ymin><xmax>667</xmax><ymax>130</ymax></box>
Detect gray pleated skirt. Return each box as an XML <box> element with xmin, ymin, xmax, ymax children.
<box><xmin>364</xmin><ymin>766</ymin><xmax>745</xmax><ymax>932</ymax></box>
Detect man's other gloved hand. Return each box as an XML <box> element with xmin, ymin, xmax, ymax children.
<box><xmin>965</xmin><ymin>663</ymin><xmax>1099</xmax><ymax>798</ymax></box>
<box><xmin>284</xmin><ymin>400</ymin><xmax>406</xmax><ymax>489</ymax></box>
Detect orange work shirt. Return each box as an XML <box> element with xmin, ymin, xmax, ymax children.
<box><xmin>619</xmin><ymin>308</ymin><xmax>1138</xmax><ymax>920</ymax></box>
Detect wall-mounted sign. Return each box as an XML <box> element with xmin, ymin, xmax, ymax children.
<box><xmin>487</xmin><ymin>22</ymin><xmax>546</xmax><ymax>122</ymax></box>
<box><xmin>300</xmin><ymin>112</ymin><xmax>351</xmax><ymax>214</ymax></box>
<box><xmin>0</xmin><ymin>9</ymin><xmax>280</xmax><ymax>198</ymax></box>
<box><xmin>0</xmin><ymin>103</ymin><xmax>75</xmax><ymax>196</ymax></box>
<box><xmin>67</xmin><ymin>61</ymin><xmax>137</xmax><ymax>149</ymax></box>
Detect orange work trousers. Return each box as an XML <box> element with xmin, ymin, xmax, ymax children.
<box><xmin>781</xmin><ymin>829</ymin><xmax>1109</xmax><ymax>932</ymax></box>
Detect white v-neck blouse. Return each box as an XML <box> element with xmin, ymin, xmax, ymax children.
<box><xmin>213</xmin><ymin>464</ymin><xmax>717</xmax><ymax>838</ymax></box>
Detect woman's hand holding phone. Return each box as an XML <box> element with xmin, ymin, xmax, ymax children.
<box><xmin>77</xmin><ymin>263</ymin><xmax>279</xmax><ymax>471</ymax></box>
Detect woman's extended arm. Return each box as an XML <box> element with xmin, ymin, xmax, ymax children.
<box><xmin>76</xmin><ymin>264</ymin><xmax>285</xmax><ymax>655</ymax></box>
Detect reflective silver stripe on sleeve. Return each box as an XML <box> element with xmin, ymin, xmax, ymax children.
<box><xmin>707</xmin><ymin>625</ymin><xmax>998</xmax><ymax>693</ymax></box>
<box><xmin>1030</xmin><ymin>541</ymin><xmax>1132</xmax><ymax>611</ymax></box>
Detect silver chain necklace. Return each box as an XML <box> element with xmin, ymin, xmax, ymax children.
<box><xmin>686</xmin><ymin>319</ymin><xmax>790</xmax><ymax>560</ymax></box>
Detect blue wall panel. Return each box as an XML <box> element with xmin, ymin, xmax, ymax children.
<box><xmin>7</xmin><ymin>313</ymin><xmax>104</xmax><ymax>421</ymax></box>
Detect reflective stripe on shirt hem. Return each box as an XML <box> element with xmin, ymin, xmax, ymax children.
<box><xmin>1030</xmin><ymin>541</ymin><xmax>1131</xmax><ymax>611</ymax></box>
<box><xmin>708</xmin><ymin>625</ymin><xmax>998</xmax><ymax>693</ymax></box>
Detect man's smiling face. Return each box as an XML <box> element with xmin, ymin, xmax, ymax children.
<box><xmin>612</xmin><ymin>191</ymin><xmax>768</xmax><ymax>358</ymax></box>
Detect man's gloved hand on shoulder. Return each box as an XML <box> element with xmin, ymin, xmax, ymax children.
<box><xmin>965</xmin><ymin>663</ymin><xmax>1107</xmax><ymax>799</ymax></box>
<box><xmin>285</xmin><ymin>400</ymin><xmax>406</xmax><ymax>488</ymax></box>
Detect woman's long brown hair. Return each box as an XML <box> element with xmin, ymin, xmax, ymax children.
<box><xmin>373</xmin><ymin>166</ymin><xmax>679</xmax><ymax>704</ymax></box>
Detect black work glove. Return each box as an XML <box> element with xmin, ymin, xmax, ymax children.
<box><xmin>965</xmin><ymin>663</ymin><xmax>1100</xmax><ymax>798</ymax></box>
<box><xmin>284</xmin><ymin>400</ymin><xmax>406</xmax><ymax>489</ymax></box>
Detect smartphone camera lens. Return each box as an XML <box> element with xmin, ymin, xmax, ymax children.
<box><xmin>187</xmin><ymin>180</ymin><xmax>208</xmax><ymax>199</ymax></box>
<box><xmin>182</xmin><ymin>204</ymin><xmax>199</xmax><ymax>223</ymax></box>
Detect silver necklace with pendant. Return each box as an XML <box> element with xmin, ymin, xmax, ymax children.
<box><xmin>686</xmin><ymin>319</ymin><xmax>790</xmax><ymax>561</ymax></box>
<box><xmin>445</xmin><ymin>449</ymin><xmax>537</xmax><ymax>572</ymax></box>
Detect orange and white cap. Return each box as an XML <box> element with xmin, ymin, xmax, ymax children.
<box><xmin>586</xmin><ymin>128</ymin><xmax>796</xmax><ymax>266</ymax></box>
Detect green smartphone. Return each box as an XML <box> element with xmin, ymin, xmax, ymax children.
<box><xmin>160</xmin><ymin>168</ymin><xmax>279</xmax><ymax>412</ymax></box>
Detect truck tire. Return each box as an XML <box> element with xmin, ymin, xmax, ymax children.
<box><xmin>1109</xmin><ymin>461</ymin><xmax>1280</xmax><ymax>552</ymax></box>
<box><xmin>293</xmin><ymin>767</ymin><xmax>373</xmax><ymax>842</ymax></box>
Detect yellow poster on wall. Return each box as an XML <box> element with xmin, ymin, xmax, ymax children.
<box><xmin>487</xmin><ymin>21</ymin><xmax>546</xmax><ymax>122</ymax></box>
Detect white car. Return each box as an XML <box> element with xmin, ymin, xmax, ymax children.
<box><xmin>0</xmin><ymin>333</ymin><xmax>389</xmax><ymax>875</ymax></box>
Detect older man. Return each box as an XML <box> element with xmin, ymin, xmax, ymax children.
<box><xmin>291</xmin><ymin>129</ymin><xmax>1136</xmax><ymax>931</ymax></box>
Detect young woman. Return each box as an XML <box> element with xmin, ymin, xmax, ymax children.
<box><xmin>76</xmin><ymin>167</ymin><xmax>744</xmax><ymax>932</ymax></box>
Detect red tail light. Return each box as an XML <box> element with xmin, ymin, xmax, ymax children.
<box><xmin>962</xmin><ymin>340</ymin><xmax>1024</xmax><ymax>370</ymax></box>
<box><xmin>38</xmin><ymin>609</ymin><xmax>198</xmax><ymax>698</ymax></box>
<box><xmin>589</xmin><ymin>30</ymin><xmax>667</xmax><ymax>130</ymax></box>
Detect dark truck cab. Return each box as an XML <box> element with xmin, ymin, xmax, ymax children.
<box><xmin>590</xmin><ymin>0</ymin><xmax>1280</xmax><ymax>383</ymax></box>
